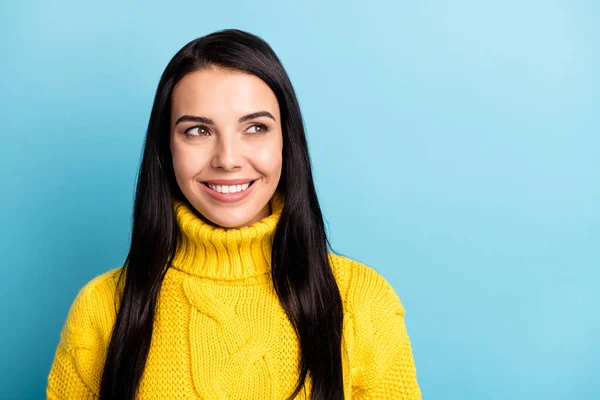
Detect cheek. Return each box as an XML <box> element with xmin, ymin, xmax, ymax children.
<box><xmin>253</xmin><ymin>141</ymin><xmax>283</xmax><ymax>176</ymax></box>
<box><xmin>172</xmin><ymin>145</ymin><xmax>201</xmax><ymax>179</ymax></box>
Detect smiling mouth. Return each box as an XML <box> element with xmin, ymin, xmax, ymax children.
<box><xmin>202</xmin><ymin>179</ymin><xmax>257</xmax><ymax>193</ymax></box>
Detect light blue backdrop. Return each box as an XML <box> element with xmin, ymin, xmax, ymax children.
<box><xmin>1</xmin><ymin>1</ymin><xmax>598</xmax><ymax>399</ymax></box>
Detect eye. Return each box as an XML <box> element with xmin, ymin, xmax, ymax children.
<box><xmin>184</xmin><ymin>126</ymin><xmax>210</xmax><ymax>137</ymax></box>
<box><xmin>246</xmin><ymin>124</ymin><xmax>269</xmax><ymax>135</ymax></box>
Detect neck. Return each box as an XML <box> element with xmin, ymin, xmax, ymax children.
<box><xmin>170</xmin><ymin>190</ymin><xmax>285</xmax><ymax>280</ymax></box>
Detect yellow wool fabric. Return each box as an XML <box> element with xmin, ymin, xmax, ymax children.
<box><xmin>47</xmin><ymin>190</ymin><xmax>422</xmax><ymax>399</ymax></box>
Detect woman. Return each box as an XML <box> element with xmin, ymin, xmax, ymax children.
<box><xmin>47</xmin><ymin>29</ymin><xmax>421</xmax><ymax>399</ymax></box>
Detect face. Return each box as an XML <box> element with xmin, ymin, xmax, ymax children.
<box><xmin>169</xmin><ymin>66</ymin><xmax>283</xmax><ymax>229</ymax></box>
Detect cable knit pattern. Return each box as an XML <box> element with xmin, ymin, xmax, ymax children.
<box><xmin>47</xmin><ymin>190</ymin><xmax>421</xmax><ymax>399</ymax></box>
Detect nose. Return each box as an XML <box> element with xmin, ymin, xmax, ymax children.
<box><xmin>210</xmin><ymin>133</ymin><xmax>243</xmax><ymax>171</ymax></box>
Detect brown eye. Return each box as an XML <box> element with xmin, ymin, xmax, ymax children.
<box><xmin>247</xmin><ymin>124</ymin><xmax>269</xmax><ymax>135</ymax></box>
<box><xmin>185</xmin><ymin>126</ymin><xmax>210</xmax><ymax>136</ymax></box>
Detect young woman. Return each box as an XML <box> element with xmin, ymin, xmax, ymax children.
<box><xmin>47</xmin><ymin>29</ymin><xmax>421</xmax><ymax>400</ymax></box>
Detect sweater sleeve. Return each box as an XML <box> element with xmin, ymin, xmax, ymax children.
<box><xmin>47</xmin><ymin>277</ymin><xmax>108</xmax><ymax>399</ymax></box>
<box><xmin>348</xmin><ymin>263</ymin><xmax>422</xmax><ymax>400</ymax></box>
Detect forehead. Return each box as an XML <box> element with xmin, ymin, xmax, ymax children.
<box><xmin>171</xmin><ymin>67</ymin><xmax>280</xmax><ymax>122</ymax></box>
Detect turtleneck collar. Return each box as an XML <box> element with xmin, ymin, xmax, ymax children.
<box><xmin>170</xmin><ymin>190</ymin><xmax>285</xmax><ymax>281</ymax></box>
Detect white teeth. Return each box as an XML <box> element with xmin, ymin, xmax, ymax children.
<box><xmin>207</xmin><ymin>181</ymin><xmax>252</xmax><ymax>193</ymax></box>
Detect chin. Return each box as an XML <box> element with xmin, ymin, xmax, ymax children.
<box><xmin>202</xmin><ymin>206</ymin><xmax>257</xmax><ymax>229</ymax></box>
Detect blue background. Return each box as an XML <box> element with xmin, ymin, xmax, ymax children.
<box><xmin>1</xmin><ymin>1</ymin><xmax>598</xmax><ymax>398</ymax></box>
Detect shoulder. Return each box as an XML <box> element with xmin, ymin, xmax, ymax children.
<box><xmin>328</xmin><ymin>252</ymin><xmax>405</xmax><ymax>317</ymax></box>
<box><xmin>76</xmin><ymin>266</ymin><xmax>122</xmax><ymax>295</ymax></box>
<box><xmin>61</xmin><ymin>266</ymin><xmax>124</xmax><ymax>338</ymax></box>
<box><xmin>328</xmin><ymin>253</ymin><xmax>419</xmax><ymax>392</ymax></box>
<box><xmin>69</xmin><ymin>266</ymin><xmax>123</xmax><ymax>309</ymax></box>
<box><xmin>48</xmin><ymin>267</ymin><xmax>123</xmax><ymax>396</ymax></box>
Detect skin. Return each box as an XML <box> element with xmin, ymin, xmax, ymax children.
<box><xmin>169</xmin><ymin>66</ymin><xmax>283</xmax><ymax>229</ymax></box>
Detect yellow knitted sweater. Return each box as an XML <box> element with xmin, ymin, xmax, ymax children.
<box><xmin>47</xmin><ymin>191</ymin><xmax>421</xmax><ymax>399</ymax></box>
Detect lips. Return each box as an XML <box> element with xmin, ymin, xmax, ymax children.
<box><xmin>202</xmin><ymin>178</ymin><xmax>258</xmax><ymax>185</ymax></box>
<box><xmin>202</xmin><ymin>180</ymin><xmax>257</xmax><ymax>189</ymax></box>
<box><xmin>199</xmin><ymin>178</ymin><xmax>257</xmax><ymax>203</ymax></box>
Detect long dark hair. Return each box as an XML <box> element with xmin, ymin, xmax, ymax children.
<box><xmin>99</xmin><ymin>29</ymin><xmax>345</xmax><ymax>399</ymax></box>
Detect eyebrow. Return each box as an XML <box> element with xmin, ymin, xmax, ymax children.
<box><xmin>174</xmin><ymin>111</ymin><xmax>276</xmax><ymax>127</ymax></box>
